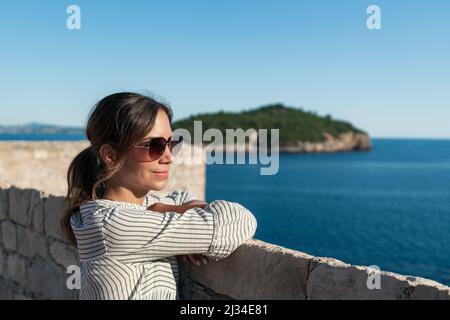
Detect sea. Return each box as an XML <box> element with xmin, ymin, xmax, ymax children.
<box><xmin>206</xmin><ymin>139</ymin><xmax>450</xmax><ymax>286</ymax></box>
<box><xmin>1</xmin><ymin>134</ymin><xmax>449</xmax><ymax>286</ymax></box>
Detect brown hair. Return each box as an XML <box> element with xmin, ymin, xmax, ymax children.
<box><xmin>62</xmin><ymin>92</ymin><xmax>173</xmax><ymax>244</ymax></box>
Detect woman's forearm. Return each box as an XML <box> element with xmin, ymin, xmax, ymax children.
<box><xmin>147</xmin><ymin>201</ymin><xmax>207</xmax><ymax>214</ymax></box>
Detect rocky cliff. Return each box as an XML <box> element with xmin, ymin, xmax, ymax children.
<box><xmin>279</xmin><ymin>131</ymin><xmax>372</xmax><ymax>153</ymax></box>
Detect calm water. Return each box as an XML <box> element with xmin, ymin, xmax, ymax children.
<box><xmin>206</xmin><ymin>139</ymin><xmax>450</xmax><ymax>286</ymax></box>
<box><xmin>0</xmin><ymin>133</ymin><xmax>86</xmax><ymax>140</ymax></box>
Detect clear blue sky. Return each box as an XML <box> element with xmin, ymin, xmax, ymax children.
<box><xmin>1</xmin><ymin>0</ymin><xmax>449</xmax><ymax>138</ymax></box>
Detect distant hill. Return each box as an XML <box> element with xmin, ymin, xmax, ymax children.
<box><xmin>1</xmin><ymin>104</ymin><xmax>372</xmax><ymax>152</ymax></box>
<box><xmin>0</xmin><ymin>122</ymin><xmax>84</xmax><ymax>135</ymax></box>
<box><xmin>172</xmin><ymin>104</ymin><xmax>372</xmax><ymax>152</ymax></box>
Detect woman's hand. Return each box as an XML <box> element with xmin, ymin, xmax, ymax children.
<box><xmin>179</xmin><ymin>254</ymin><xmax>209</xmax><ymax>266</ymax></box>
<box><xmin>184</xmin><ymin>199</ymin><xmax>208</xmax><ymax>207</ymax></box>
<box><xmin>147</xmin><ymin>201</ymin><xmax>208</xmax><ymax>214</ymax></box>
<box><xmin>147</xmin><ymin>202</ymin><xmax>184</xmax><ymax>214</ymax></box>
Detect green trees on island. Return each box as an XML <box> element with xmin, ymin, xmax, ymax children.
<box><xmin>172</xmin><ymin>104</ymin><xmax>365</xmax><ymax>147</ymax></box>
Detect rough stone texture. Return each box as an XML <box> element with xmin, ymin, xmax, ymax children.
<box><xmin>181</xmin><ymin>240</ymin><xmax>450</xmax><ymax>300</ymax></box>
<box><xmin>184</xmin><ymin>239</ymin><xmax>312</xmax><ymax>299</ymax></box>
<box><xmin>0</xmin><ymin>188</ymin><xmax>7</xmax><ymax>220</ymax></box>
<box><xmin>27</xmin><ymin>256</ymin><xmax>78</xmax><ymax>299</ymax></box>
<box><xmin>49</xmin><ymin>240</ymin><xmax>78</xmax><ymax>268</ymax></box>
<box><xmin>8</xmin><ymin>187</ymin><xmax>38</xmax><ymax>226</ymax></box>
<box><xmin>17</xmin><ymin>226</ymin><xmax>48</xmax><ymax>258</ymax></box>
<box><xmin>0</xmin><ymin>187</ymin><xmax>81</xmax><ymax>299</ymax></box>
<box><xmin>179</xmin><ymin>271</ymin><xmax>233</xmax><ymax>300</ymax></box>
<box><xmin>32</xmin><ymin>200</ymin><xmax>44</xmax><ymax>234</ymax></box>
<box><xmin>305</xmin><ymin>257</ymin><xmax>450</xmax><ymax>300</ymax></box>
<box><xmin>2</xmin><ymin>220</ymin><xmax>17</xmax><ymax>251</ymax></box>
<box><xmin>409</xmin><ymin>277</ymin><xmax>450</xmax><ymax>300</ymax></box>
<box><xmin>279</xmin><ymin>131</ymin><xmax>372</xmax><ymax>153</ymax></box>
<box><xmin>306</xmin><ymin>257</ymin><xmax>406</xmax><ymax>299</ymax></box>
<box><xmin>0</xmin><ymin>282</ymin><xmax>14</xmax><ymax>300</ymax></box>
<box><xmin>13</xmin><ymin>294</ymin><xmax>32</xmax><ymax>300</ymax></box>
<box><xmin>5</xmin><ymin>253</ymin><xmax>27</xmax><ymax>287</ymax></box>
<box><xmin>0</xmin><ymin>246</ymin><xmax>4</xmax><ymax>275</ymax></box>
<box><xmin>43</xmin><ymin>195</ymin><xmax>67</xmax><ymax>242</ymax></box>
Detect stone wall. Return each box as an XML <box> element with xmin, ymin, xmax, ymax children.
<box><xmin>179</xmin><ymin>240</ymin><xmax>450</xmax><ymax>300</ymax></box>
<box><xmin>0</xmin><ymin>186</ymin><xmax>449</xmax><ymax>300</ymax></box>
<box><xmin>0</xmin><ymin>186</ymin><xmax>79</xmax><ymax>299</ymax></box>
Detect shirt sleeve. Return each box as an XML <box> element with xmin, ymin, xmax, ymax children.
<box><xmin>145</xmin><ymin>189</ymin><xmax>200</xmax><ymax>206</ymax></box>
<box><xmin>102</xmin><ymin>200</ymin><xmax>257</xmax><ymax>263</ymax></box>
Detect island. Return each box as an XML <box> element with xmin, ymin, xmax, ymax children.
<box><xmin>172</xmin><ymin>104</ymin><xmax>372</xmax><ymax>153</ymax></box>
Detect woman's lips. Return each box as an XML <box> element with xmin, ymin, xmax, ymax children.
<box><xmin>152</xmin><ymin>171</ymin><xmax>169</xmax><ymax>178</ymax></box>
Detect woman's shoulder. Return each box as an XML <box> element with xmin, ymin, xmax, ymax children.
<box><xmin>76</xmin><ymin>189</ymin><xmax>199</xmax><ymax>214</ymax></box>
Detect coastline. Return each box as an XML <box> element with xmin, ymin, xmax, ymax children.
<box><xmin>200</xmin><ymin>131</ymin><xmax>372</xmax><ymax>154</ymax></box>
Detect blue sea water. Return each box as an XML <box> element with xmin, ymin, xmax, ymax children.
<box><xmin>206</xmin><ymin>139</ymin><xmax>450</xmax><ymax>286</ymax></box>
<box><xmin>0</xmin><ymin>133</ymin><xmax>86</xmax><ymax>141</ymax></box>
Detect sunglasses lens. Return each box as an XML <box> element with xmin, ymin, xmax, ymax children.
<box><xmin>170</xmin><ymin>137</ymin><xmax>183</xmax><ymax>157</ymax></box>
<box><xmin>148</xmin><ymin>138</ymin><xmax>167</xmax><ymax>161</ymax></box>
<box><xmin>145</xmin><ymin>136</ymin><xmax>184</xmax><ymax>161</ymax></box>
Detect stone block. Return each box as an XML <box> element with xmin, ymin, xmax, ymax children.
<box><xmin>49</xmin><ymin>240</ymin><xmax>78</xmax><ymax>268</ymax></box>
<box><xmin>17</xmin><ymin>226</ymin><xmax>48</xmax><ymax>258</ymax></box>
<box><xmin>27</xmin><ymin>256</ymin><xmax>77</xmax><ymax>299</ymax></box>
<box><xmin>2</xmin><ymin>220</ymin><xmax>17</xmax><ymax>251</ymax></box>
<box><xmin>187</xmin><ymin>239</ymin><xmax>312</xmax><ymax>299</ymax></box>
<box><xmin>5</xmin><ymin>254</ymin><xmax>27</xmax><ymax>286</ymax></box>
<box><xmin>306</xmin><ymin>257</ymin><xmax>418</xmax><ymax>300</ymax></box>
<box><xmin>0</xmin><ymin>281</ymin><xmax>14</xmax><ymax>300</ymax></box>
<box><xmin>8</xmin><ymin>187</ymin><xmax>42</xmax><ymax>227</ymax></box>
<box><xmin>0</xmin><ymin>188</ymin><xmax>7</xmax><ymax>220</ymax></box>
<box><xmin>32</xmin><ymin>201</ymin><xmax>45</xmax><ymax>234</ymax></box>
<box><xmin>44</xmin><ymin>195</ymin><xmax>67</xmax><ymax>241</ymax></box>
<box><xmin>0</xmin><ymin>246</ymin><xmax>4</xmax><ymax>275</ymax></box>
<box><xmin>408</xmin><ymin>277</ymin><xmax>450</xmax><ymax>300</ymax></box>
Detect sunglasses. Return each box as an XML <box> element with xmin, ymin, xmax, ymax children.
<box><xmin>109</xmin><ymin>136</ymin><xmax>183</xmax><ymax>162</ymax></box>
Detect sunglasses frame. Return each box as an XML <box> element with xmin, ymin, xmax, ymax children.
<box><xmin>107</xmin><ymin>136</ymin><xmax>184</xmax><ymax>161</ymax></box>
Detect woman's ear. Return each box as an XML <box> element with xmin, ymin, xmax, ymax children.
<box><xmin>99</xmin><ymin>143</ymin><xmax>118</xmax><ymax>169</ymax></box>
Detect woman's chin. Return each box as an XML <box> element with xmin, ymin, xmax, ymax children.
<box><xmin>149</xmin><ymin>181</ymin><xmax>168</xmax><ymax>191</ymax></box>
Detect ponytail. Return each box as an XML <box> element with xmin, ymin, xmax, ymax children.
<box><xmin>62</xmin><ymin>146</ymin><xmax>103</xmax><ymax>244</ymax></box>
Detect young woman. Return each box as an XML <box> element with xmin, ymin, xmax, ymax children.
<box><xmin>62</xmin><ymin>92</ymin><xmax>257</xmax><ymax>300</ymax></box>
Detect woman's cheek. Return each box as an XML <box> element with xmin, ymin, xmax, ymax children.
<box><xmin>142</xmin><ymin>165</ymin><xmax>159</xmax><ymax>182</ymax></box>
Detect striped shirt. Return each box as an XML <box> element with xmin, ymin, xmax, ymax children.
<box><xmin>70</xmin><ymin>189</ymin><xmax>257</xmax><ymax>300</ymax></box>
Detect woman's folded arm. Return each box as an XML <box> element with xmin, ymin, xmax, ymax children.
<box><xmin>145</xmin><ymin>189</ymin><xmax>200</xmax><ymax>207</ymax></box>
<box><xmin>203</xmin><ymin>200</ymin><xmax>257</xmax><ymax>260</ymax></box>
<box><xmin>102</xmin><ymin>200</ymin><xmax>257</xmax><ymax>263</ymax></box>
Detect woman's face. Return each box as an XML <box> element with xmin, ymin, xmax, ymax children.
<box><xmin>104</xmin><ymin>109</ymin><xmax>174</xmax><ymax>194</ymax></box>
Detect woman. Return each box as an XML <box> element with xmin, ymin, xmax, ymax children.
<box><xmin>62</xmin><ymin>92</ymin><xmax>257</xmax><ymax>300</ymax></box>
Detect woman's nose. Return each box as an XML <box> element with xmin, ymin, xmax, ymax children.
<box><xmin>160</xmin><ymin>144</ymin><xmax>173</xmax><ymax>163</ymax></box>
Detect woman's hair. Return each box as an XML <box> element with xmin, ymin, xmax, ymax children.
<box><xmin>62</xmin><ymin>92</ymin><xmax>173</xmax><ymax>244</ymax></box>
